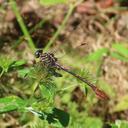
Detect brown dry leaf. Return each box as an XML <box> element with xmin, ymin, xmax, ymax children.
<box><xmin>76</xmin><ymin>1</ymin><xmax>96</xmax><ymax>15</ymax></box>
<box><xmin>99</xmin><ymin>0</ymin><xmax>114</xmax><ymax>9</ymax></box>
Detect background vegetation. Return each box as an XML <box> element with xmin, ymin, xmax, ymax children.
<box><xmin>0</xmin><ymin>0</ymin><xmax>128</xmax><ymax>127</ymax></box>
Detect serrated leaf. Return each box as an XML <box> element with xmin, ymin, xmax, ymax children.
<box><xmin>28</xmin><ymin>63</ymin><xmax>50</xmax><ymax>80</ymax></box>
<box><xmin>0</xmin><ymin>96</ymin><xmax>27</xmax><ymax>114</ymax></box>
<box><xmin>39</xmin><ymin>81</ymin><xmax>56</xmax><ymax>101</ymax></box>
<box><xmin>85</xmin><ymin>48</ymin><xmax>109</xmax><ymax>62</ymax></box>
<box><xmin>112</xmin><ymin>95</ymin><xmax>128</xmax><ymax>112</ymax></box>
<box><xmin>112</xmin><ymin>43</ymin><xmax>128</xmax><ymax>58</ymax></box>
<box><xmin>40</xmin><ymin>0</ymin><xmax>67</xmax><ymax>6</ymax></box>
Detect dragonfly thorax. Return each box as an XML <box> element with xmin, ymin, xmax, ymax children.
<box><xmin>41</xmin><ymin>53</ymin><xmax>57</xmax><ymax>67</ymax></box>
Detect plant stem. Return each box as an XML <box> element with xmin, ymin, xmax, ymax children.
<box><xmin>0</xmin><ymin>70</ymin><xmax>4</xmax><ymax>78</ymax></box>
<box><xmin>58</xmin><ymin>84</ymin><xmax>78</xmax><ymax>92</ymax></box>
<box><xmin>10</xmin><ymin>0</ymin><xmax>35</xmax><ymax>52</ymax></box>
<box><xmin>12</xmin><ymin>18</ymin><xmax>47</xmax><ymax>49</ymax></box>
<box><xmin>44</xmin><ymin>4</ymin><xmax>75</xmax><ymax>52</ymax></box>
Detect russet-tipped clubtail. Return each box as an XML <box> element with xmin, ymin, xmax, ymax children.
<box><xmin>35</xmin><ymin>50</ymin><xmax>109</xmax><ymax>100</ymax></box>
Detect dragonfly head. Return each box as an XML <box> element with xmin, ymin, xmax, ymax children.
<box><xmin>35</xmin><ymin>49</ymin><xmax>43</xmax><ymax>58</ymax></box>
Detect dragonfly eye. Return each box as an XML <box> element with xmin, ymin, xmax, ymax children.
<box><xmin>35</xmin><ymin>50</ymin><xmax>43</xmax><ymax>58</ymax></box>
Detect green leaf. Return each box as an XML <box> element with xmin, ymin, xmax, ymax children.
<box><xmin>110</xmin><ymin>124</ymin><xmax>118</xmax><ymax>128</ymax></box>
<box><xmin>29</xmin><ymin>107</ymin><xmax>69</xmax><ymax>127</ymax></box>
<box><xmin>0</xmin><ymin>55</ymin><xmax>15</xmax><ymax>72</ymax></box>
<box><xmin>28</xmin><ymin>63</ymin><xmax>50</xmax><ymax>80</ymax></box>
<box><xmin>85</xmin><ymin>48</ymin><xmax>109</xmax><ymax>62</ymax></box>
<box><xmin>110</xmin><ymin>120</ymin><xmax>128</xmax><ymax>128</ymax></box>
<box><xmin>0</xmin><ymin>96</ymin><xmax>27</xmax><ymax>114</ymax></box>
<box><xmin>40</xmin><ymin>0</ymin><xmax>67</xmax><ymax>6</ymax></box>
<box><xmin>112</xmin><ymin>95</ymin><xmax>128</xmax><ymax>112</ymax></box>
<box><xmin>119</xmin><ymin>120</ymin><xmax>128</xmax><ymax>128</ymax></box>
<box><xmin>116</xmin><ymin>120</ymin><xmax>128</xmax><ymax>128</ymax></box>
<box><xmin>47</xmin><ymin>108</ymin><xmax>70</xmax><ymax>127</ymax></box>
<box><xmin>39</xmin><ymin>81</ymin><xmax>56</xmax><ymax>101</ymax></box>
<box><xmin>112</xmin><ymin>43</ymin><xmax>128</xmax><ymax>58</ymax></box>
<box><xmin>110</xmin><ymin>52</ymin><xmax>128</xmax><ymax>62</ymax></box>
<box><xmin>84</xmin><ymin>117</ymin><xmax>103</xmax><ymax>128</ymax></box>
<box><xmin>18</xmin><ymin>68</ymin><xmax>30</xmax><ymax>77</ymax></box>
<box><xmin>11</xmin><ymin>60</ymin><xmax>26</xmax><ymax>67</ymax></box>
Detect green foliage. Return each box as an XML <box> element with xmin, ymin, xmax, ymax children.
<box><xmin>0</xmin><ymin>55</ymin><xmax>26</xmax><ymax>77</ymax></box>
<box><xmin>0</xmin><ymin>59</ymin><xmax>70</xmax><ymax>127</ymax></box>
<box><xmin>28</xmin><ymin>63</ymin><xmax>51</xmax><ymax>80</ymax></box>
<box><xmin>110</xmin><ymin>43</ymin><xmax>128</xmax><ymax>62</ymax></box>
<box><xmin>1</xmin><ymin>0</ymin><xmax>128</xmax><ymax>127</ymax></box>
<box><xmin>27</xmin><ymin>107</ymin><xmax>69</xmax><ymax>127</ymax></box>
<box><xmin>98</xmin><ymin>80</ymin><xmax>115</xmax><ymax>98</ymax></box>
<box><xmin>39</xmin><ymin>0</ymin><xmax>67</xmax><ymax>6</ymax></box>
<box><xmin>11</xmin><ymin>60</ymin><xmax>26</xmax><ymax>67</ymax></box>
<box><xmin>0</xmin><ymin>96</ymin><xmax>27</xmax><ymax>113</ymax></box>
<box><xmin>39</xmin><ymin>81</ymin><xmax>56</xmax><ymax>101</ymax></box>
<box><xmin>44</xmin><ymin>108</ymin><xmax>69</xmax><ymax>127</ymax></box>
<box><xmin>110</xmin><ymin>52</ymin><xmax>128</xmax><ymax>62</ymax></box>
<box><xmin>18</xmin><ymin>68</ymin><xmax>31</xmax><ymax>77</ymax></box>
<box><xmin>0</xmin><ymin>55</ymin><xmax>15</xmax><ymax>73</ymax></box>
<box><xmin>85</xmin><ymin>48</ymin><xmax>109</xmax><ymax>62</ymax></box>
<box><xmin>70</xmin><ymin>115</ymin><xmax>103</xmax><ymax>128</ymax></box>
<box><xmin>112</xmin><ymin>95</ymin><xmax>128</xmax><ymax>112</ymax></box>
<box><xmin>69</xmin><ymin>107</ymin><xmax>103</xmax><ymax>128</ymax></box>
<box><xmin>112</xmin><ymin>43</ymin><xmax>128</xmax><ymax>58</ymax></box>
<box><xmin>110</xmin><ymin>120</ymin><xmax>128</xmax><ymax>128</ymax></box>
<box><xmin>83</xmin><ymin>117</ymin><xmax>103</xmax><ymax>128</ymax></box>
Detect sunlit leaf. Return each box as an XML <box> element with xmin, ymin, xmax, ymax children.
<box><xmin>110</xmin><ymin>52</ymin><xmax>128</xmax><ymax>62</ymax></box>
<box><xmin>85</xmin><ymin>48</ymin><xmax>109</xmax><ymax>62</ymax></box>
<box><xmin>112</xmin><ymin>95</ymin><xmax>128</xmax><ymax>112</ymax></box>
<box><xmin>117</xmin><ymin>120</ymin><xmax>128</xmax><ymax>128</ymax></box>
<box><xmin>11</xmin><ymin>60</ymin><xmax>26</xmax><ymax>67</ymax></box>
<box><xmin>18</xmin><ymin>68</ymin><xmax>31</xmax><ymax>77</ymax></box>
<box><xmin>112</xmin><ymin>43</ymin><xmax>128</xmax><ymax>58</ymax></box>
<box><xmin>84</xmin><ymin>117</ymin><xmax>103</xmax><ymax>128</ymax></box>
<box><xmin>110</xmin><ymin>123</ymin><xmax>118</xmax><ymax>128</ymax></box>
<box><xmin>0</xmin><ymin>96</ymin><xmax>26</xmax><ymax>114</ymax></box>
<box><xmin>110</xmin><ymin>120</ymin><xmax>128</xmax><ymax>128</ymax></box>
<box><xmin>0</xmin><ymin>55</ymin><xmax>15</xmax><ymax>72</ymax></box>
<box><xmin>39</xmin><ymin>81</ymin><xmax>56</xmax><ymax>101</ymax></box>
<box><xmin>40</xmin><ymin>0</ymin><xmax>67</xmax><ymax>6</ymax></box>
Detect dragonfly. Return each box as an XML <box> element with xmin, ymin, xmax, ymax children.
<box><xmin>35</xmin><ymin>49</ymin><xmax>109</xmax><ymax>100</ymax></box>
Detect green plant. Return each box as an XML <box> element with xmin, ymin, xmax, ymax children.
<box><xmin>0</xmin><ymin>59</ymin><xmax>70</xmax><ymax>127</ymax></box>
<box><xmin>110</xmin><ymin>120</ymin><xmax>128</xmax><ymax>128</ymax></box>
<box><xmin>1</xmin><ymin>0</ymin><xmax>128</xmax><ymax>127</ymax></box>
<box><xmin>10</xmin><ymin>0</ymin><xmax>35</xmax><ymax>52</ymax></box>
